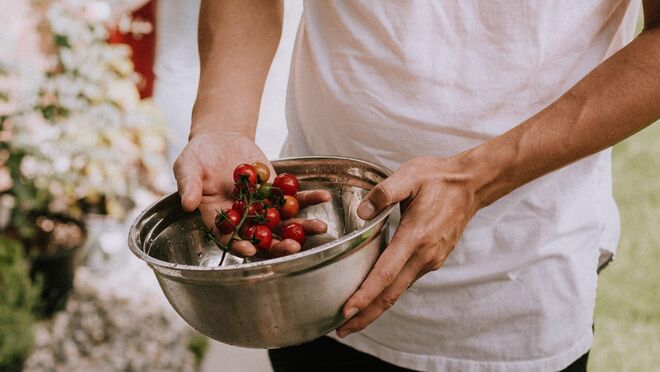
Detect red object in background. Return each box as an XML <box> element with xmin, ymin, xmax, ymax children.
<box><xmin>109</xmin><ymin>1</ymin><xmax>157</xmax><ymax>98</ymax></box>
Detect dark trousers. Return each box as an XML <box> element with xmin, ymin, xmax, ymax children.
<box><xmin>269</xmin><ymin>336</ymin><xmax>589</xmax><ymax>372</ymax></box>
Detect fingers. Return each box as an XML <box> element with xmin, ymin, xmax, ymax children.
<box><xmin>339</xmin><ymin>221</ymin><xmax>416</xmax><ymax>320</ymax></box>
<box><xmin>268</xmin><ymin>239</ymin><xmax>303</xmax><ymax>257</ymax></box>
<box><xmin>230</xmin><ymin>238</ymin><xmax>302</xmax><ymax>259</ymax></box>
<box><xmin>357</xmin><ymin>167</ymin><xmax>418</xmax><ymax>220</ymax></box>
<box><xmin>336</xmin><ymin>256</ymin><xmax>425</xmax><ymax>338</ymax></box>
<box><xmin>297</xmin><ymin>190</ymin><xmax>331</xmax><ymax>208</ymax></box>
<box><xmin>222</xmin><ymin>217</ymin><xmax>328</xmax><ymax>259</ymax></box>
<box><xmin>231</xmin><ymin>240</ymin><xmax>257</xmax><ymax>257</ymax></box>
<box><xmin>281</xmin><ymin>218</ymin><xmax>328</xmax><ymax>235</ymax></box>
<box><xmin>233</xmin><ymin>218</ymin><xmax>325</xmax><ymax>258</ymax></box>
<box><xmin>174</xmin><ymin>155</ymin><xmax>204</xmax><ymax>212</ymax></box>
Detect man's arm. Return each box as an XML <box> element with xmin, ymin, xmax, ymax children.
<box><xmin>337</xmin><ymin>1</ymin><xmax>660</xmax><ymax>337</ymax></box>
<box><xmin>467</xmin><ymin>2</ymin><xmax>660</xmax><ymax>208</ymax></box>
<box><xmin>175</xmin><ymin>1</ymin><xmax>329</xmax><ymax>257</ymax></box>
<box><xmin>175</xmin><ymin>0</ymin><xmax>282</xmax><ymax>214</ymax></box>
<box><xmin>191</xmin><ymin>0</ymin><xmax>283</xmax><ymax>139</ymax></box>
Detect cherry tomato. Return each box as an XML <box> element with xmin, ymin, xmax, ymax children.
<box><xmin>215</xmin><ymin>209</ymin><xmax>240</xmax><ymax>234</ymax></box>
<box><xmin>252</xmin><ymin>202</ymin><xmax>265</xmax><ymax>217</ymax></box>
<box><xmin>232</xmin><ymin>200</ymin><xmax>248</xmax><ymax>216</ymax></box>
<box><xmin>279</xmin><ymin>195</ymin><xmax>299</xmax><ymax>219</ymax></box>
<box><xmin>233</xmin><ymin>163</ymin><xmax>257</xmax><ymax>189</ymax></box>
<box><xmin>252</xmin><ymin>162</ymin><xmax>270</xmax><ymax>183</ymax></box>
<box><xmin>273</xmin><ymin>173</ymin><xmax>299</xmax><ymax>196</ymax></box>
<box><xmin>240</xmin><ymin>223</ymin><xmax>256</xmax><ymax>240</ymax></box>
<box><xmin>265</xmin><ymin>187</ymin><xmax>284</xmax><ymax>209</ymax></box>
<box><xmin>281</xmin><ymin>223</ymin><xmax>305</xmax><ymax>246</ymax></box>
<box><xmin>263</xmin><ymin>208</ymin><xmax>280</xmax><ymax>230</ymax></box>
<box><xmin>252</xmin><ymin>225</ymin><xmax>273</xmax><ymax>250</ymax></box>
<box><xmin>232</xmin><ymin>200</ymin><xmax>263</xmax><ymax>218</ymax></box>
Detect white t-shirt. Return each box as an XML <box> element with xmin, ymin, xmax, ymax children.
<box><xmin>283</xmin><ymin>1</ymin><xmax>639</xmax><ymax>371</ymax></box>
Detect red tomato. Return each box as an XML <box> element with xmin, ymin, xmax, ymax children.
<box><xmin>232</xmin><ymin>200</ymin><xmax>263</xmax><ymax>218</ymax></box>
<box><xmin>263</xmin><ymin>208</ymin><xmax>280</xmax><ymax>230</ymax></box>
<box><xmin>215</xmin><ymin>209</ymin><xmax>240</xmax><ymax>234</ymax></box>
<box><xmin>252</xmin><ymin>202</ymin><xmax>265</xmax><ymax>217</ymax></box>
<box><xmin>279</xmin><ymin>195</ymin><xmax>299</xmax><ymax>219</ymax></box>
<box><xmin>273</xmin><ymin>173</ymin><xmax>299</xmax><ymax>196</ymax></box>
<box><xmin>251</xmin><ymin>162</ymin><xmax>270</xmax><ymax>183</ymax></box>
<box><xmin>233</xmin><ymin>163</ymin><xmax>257</xmax><ymax>189</ymax></box>
<box><xmin>240</xmin><ymin>223</ymin><xmax>256</xmax><ymax>240</ymax></box>
<box><xmin>232</xmin><ymin>200</ymin><xmax>248</xmax><ymax>216</ymax></box>
<box><xmin>253</xmin><ymin>225</ymin><xmax>272</xmax><ymax>250</ymax></box>
<box><xmin>282</xmin><ymin>223</ymin><xmax>305</xmax><ymax>246</ymax></box>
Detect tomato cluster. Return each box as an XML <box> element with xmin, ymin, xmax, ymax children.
<box><xmin>214</xmin><ymin>162</ymin><xmax>306</xmax><ymax>253</ymax></box>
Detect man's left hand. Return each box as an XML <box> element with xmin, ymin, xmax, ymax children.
<box><xmin>336</xmin><ymin>156</ymin><xmax>482</xmax><ymax>338</ymax></box>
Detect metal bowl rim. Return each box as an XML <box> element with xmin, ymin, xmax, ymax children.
<box><xmin>127</xmin><ymin>156</ymin><xmax>394</xmax><ymax>273</ymax></box>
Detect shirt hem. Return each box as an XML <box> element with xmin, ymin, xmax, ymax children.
<box><xmin>327</xmin><ymin>330</ymin><xmax>593</xmax><ymax>372</ymax></box>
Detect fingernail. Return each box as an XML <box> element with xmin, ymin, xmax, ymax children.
<box><xmin>336</xmin><ymin>329</ymin><xmax>349</xmax><ymax>338</ymax></box>
<box><xmin>344</xmin><ymin>307</ymin><xmax>359</xmax><ymax>319</ymax></box>
<box><xmin>357</xmin><ymin>201</ymin><xmax>376</xmax><ymax>219</ymax></box>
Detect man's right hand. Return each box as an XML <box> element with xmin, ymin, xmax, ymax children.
<box><xmin>174</xmin><ymin>132</ymin><xmax>271</xmax><ymax>229</ymax></box>
<box><xmin>173</xmin><ymin>132</ymin><xmax>330</xmax><ymax>258</ymax></box>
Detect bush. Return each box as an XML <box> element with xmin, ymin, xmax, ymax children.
<box><xmin>0</xmin><ymin>237</ymin><xmax>40</xmax><ymax>371</ymax></box>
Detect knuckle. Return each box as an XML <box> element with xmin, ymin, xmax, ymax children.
<box><xmin>376</xmin><ymin>268</ymin><xmax>398</xmax><ymax>285</ymax></box>
<box><xmin>415</xmin><ymin>230</ymin><xmax>433</xmax><ymax>248</ymax></box>
<box><xmin>428</xmin><ymin>257</ymin><xmax>445</xmax><ymax>271</ymax></box>
<box><xmin>416</xmin><ymin>248</ymin><xmax>436</xmax><ymax>263</ymax></box>
<box><xmin>379</xmin><ymin>294</ymin><xmax>400</xmax><ymax>310</ymax></box>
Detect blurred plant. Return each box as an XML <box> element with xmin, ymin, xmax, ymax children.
<box><xmin>0</xmin><ymin>0</ymin><xmax>169</xmax><ymax>248</ymax></box>
<box><xmin>187</xmin><ymin>333</ymin><xmax>210</xmax><ymax>366</ymax></box>
<box><xmin>0</xmin><ymin>237</ymin><xmax>41</xmax><ymax>371</ymax></box>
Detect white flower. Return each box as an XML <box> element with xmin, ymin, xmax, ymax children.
<box><xmin>4</xmin><ymin>0</ymin><xmax>170</xmax><ymax>219</ymax></box>
<box><xmin>107</xmin><ymin>79</ymin><xmax>140</xmax><ymax>110</ymax></box>
<box><xmin>82</xmin><ymin>1</ymin><xmax>112</xmax><ymax>23</ymax></box>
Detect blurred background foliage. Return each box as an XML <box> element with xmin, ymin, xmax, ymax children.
<box><xmin>592</xmin><ymin>123</ymin><xmax>660</xmax><ymax>371</ymax></box>
<box><xmin>0</xmin><ymin>237</ymin><xmax>41</xmax><ymax>372</ymax></box>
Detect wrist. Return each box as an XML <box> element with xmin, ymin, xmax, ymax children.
<box><xmin>189</xmin><ymin>120</ymin><xmax>255</xmax><ymax>141</ymax></box>
<box><xmin>453</xmin><ymin>140</ymin><xmax>518</xmax><ymax>209</ymax></box>
<box><xmin>189</xmin><ymin>93</ymin><xmax>258</xmax><ymax>140</ymax></box>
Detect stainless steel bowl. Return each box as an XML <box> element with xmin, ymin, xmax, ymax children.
<box><xmin>128</xmin><ymin>156</ymin><xmax>394</xmax><ymax>348</ymax></box>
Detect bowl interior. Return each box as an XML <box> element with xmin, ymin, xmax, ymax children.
<box><xmin>134</xmin><ymin>157</ymin><xmax>390</xmax><ymax>269</ymax></box>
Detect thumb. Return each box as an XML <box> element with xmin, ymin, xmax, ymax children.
<box><xmin>358</xmin><ymin>168</ymin><xmax>417</xmax><ymax>220</ymax></box>
<box><xmin>174</xmin><ymin>157</ymin><xmax>203</xmax><ymax>212</ymax></box>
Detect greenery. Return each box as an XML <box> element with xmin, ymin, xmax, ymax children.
<box><xmin>0</xmin><ymin>237</ymin><xmax>41</xmax><ymax>371</ymax></box>
<box><xmin>187</xmin><ymin>333</ymin><xmax>210</xmax><ymax>365</ymax></box>
<box><xmin>591</xmin><ymin>122</ymin><xmax>660</xmax><ymax>370</ymax></box>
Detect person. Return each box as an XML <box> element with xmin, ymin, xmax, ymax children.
<box><xmin>174</xmin><ymin>1</ymin><xmax>660</xmax><ymax>371</ymax></box>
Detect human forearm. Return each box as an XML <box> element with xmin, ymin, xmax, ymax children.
<box><xmin>465</xmin><ymin>24</ymin><xmax>660</xmax><ymax>208</ymax></box>
<box><xmin>191</xmin><ymin>0</ymin><xmax>283</xmax><ymax>139</ymax></box>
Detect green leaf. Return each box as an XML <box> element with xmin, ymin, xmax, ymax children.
<box><xmin>54</xmin><ymin>34</ymin><xmax>70</xmax><ymax>48</ymax></box>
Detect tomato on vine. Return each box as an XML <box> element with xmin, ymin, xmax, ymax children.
<box><xmin>282</xmin><ymin>223</ymin><xmax>305</xmax><ymax>246</ymax></box>
<box><xmin>252</xmin><ymin>162</ymin><xmax>270</xmax><ymax>183</ymax></box>
<box><xmin>279</xmin><ymin>195</ymin><xmax>300</xmax><ymax>219</ymax></box>
<box><xmin>206</xmin><ymin>162</ymin><xmax>309</xmax><ymax>264</ymax></box>
<box><xmin>215</xmin><ymin>209</ymin><xmax>241</xmax><ymax>234</ymax></box>
<box><xmin>252</xmin><ymin>225</ymin><xmax>273</xmax><ymax>250</ymax></box>
<box><xmin>263</xmin><ymin>207</ymin><xmax>280</xmax><ymax>230</ymax></box>
<box><xmin>233</xmin><ymin>163</ymin><xmax>257</xmax><ymax>189</ymax></box>
<box><xmin>273</xmin><ymin>173</ymin><xmax>299</xmax><ymax>196</ymax></box>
